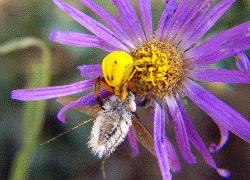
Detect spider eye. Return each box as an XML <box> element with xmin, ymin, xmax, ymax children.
<box><xmin>102</xmin><ymin>51</ymin><xmax>134</xmax><ymax>88</ymax></box>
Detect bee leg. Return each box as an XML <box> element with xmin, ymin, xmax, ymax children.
<box><xmin>101</xmin><ymin>158</ymin><xmax>107</xmax><ymax>179</ymax></box>
<box><xmin>95</xmin><ymin>77</ymin><xmax>104</xmax><ymax>108</ymax></box>
<box><xmin>95</xmin><ymin>77</ymin><xmax>114</xmax><ymax>109</ymax></box>
<box><xmin>121</xmin><ymin>83</ymin><xmax>129</xmax><ymax>101</ymax></box>
<box><xmin>132</xmin><ymin>112</ymin><xmax>139</xmax><ymax>119</ymax></box>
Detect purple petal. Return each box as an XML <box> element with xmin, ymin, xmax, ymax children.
<box><xmin>187</xmin><ymin>21</ymin><xmax>250</xmax><ymax>66</ymax></box>
<box><xmin>57</xmin><ymin>89</ymin><xmax>111</xmax><ymax>123</ymax></box>
<box><xmin>216</xmin><ymin>169</ymin><xmax>231</xmax><ymax>178</ymax></box>
<box><xmin>11</xmin><ymin>80</ymin><xmax>96</xmax><ymax>101</ymax></box>
<box><xmin>165</xmin><ymin>106</ymin><xmax>174</xmax><ymax>124</ymax></box>
<box><xmin>157</xmin><ymin>0</ymin><xmax>178</xmax><ymax>41</ymax></box>
<box><xmin>173</xmin><ymin>0</ymin><xmax>213</xmax><ymax>45</ymax></box>
<box><xmin>176</xmin><ymin>97</ymin><xmax>216</xmax><ymax>168</ymax></box>
<box><xmin>80</xmin><ymin>0</ymin><xmax>135</xmax><ymax>48</ymax></box>
<box><xmin>164</xmin><ymin>135</ymin><xmax>181</xmax><ymax>173</ymax></box>
<box><xmin>49</xmin><ymin>30</ymin><xmax>117</xmax><ymax>52</ymax></box>
<box><xmin>191</xmin><ymin>68</ymin><xmax>250</xmax><ymax>84</ymax></box>
<box><xmin>154</xmin><ymin>103</ymin><xmax>172</xmax><ymax>180</ymax></box>
<box><xmin>157</xmin><ymin>104</ymin><xmax>181</xmax><ymax>172</ymax></box>
<box><xmin>79</xmin><ymin>89</ymin><xmax>112</xmax><ymax>106</ymax></box>
<box><xmin>176</xmin><ymin>97</ymin><xmax>230</xmax><ymax>178</ymax></box>
<box><xmin>128</xmin><ymin>128</ymin><xmax>139</xmax><ymax>157</ymax></box>
<box><xmin>166</xmin><ymin>96</ymin><xmax>196</xmax><ymax>164</ymax></box>
<box><xmin>161</xmin><ymin>0</ymin><xmax>190</xmax><ymax>41</ymax></box>
<box><xmin>78</xmin><ymin>64</ymin><xmax>103</xmax><ymax>78</ymax></box>
<box><xmin>235</xmin><ymin>53</ymin><xmax>250</xmax><ymax>72</ymax></box>
<box><xmin>57</xmin><ymin>99</ymin><xmax>82</xmax><ymax>124</ymax></box>
<box><xmin>138</xmin><ymin>0</ymin><xmax>153</xmax><ymax>40</ymax></box>
<box><xmin>53</xmin><ymin>0</ymin><xmax>129</xmax><ymax>51</ymax></box>
<box><xmin>184</xmin><ymin>80</ymin><xmax>250</xmax><ymax>144</ymax></box>
<box><xmin>209</xmin><ymin>123</ymin><xmax>229</xmax><ymax>153</ymax></box>
<box><xmin>112</xmin><ymin>0</ymin><xmax>146</xmax><ymax>45</ymax></box>
<box><xmin>181</xmin><ymin>0</ymin><xmax>236</xmax><ymax>50</ymax></box>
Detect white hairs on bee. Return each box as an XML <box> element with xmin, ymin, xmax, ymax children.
<box><xmin>88</xmin><ymin>93</ymin><xmax>136</xmax><ymax>158</ymax></box>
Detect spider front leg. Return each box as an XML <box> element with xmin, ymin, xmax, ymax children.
<box><xmin>95</xmin><ymin>77</ymin><xmax>114</xmax><ymax>108</ymax></box>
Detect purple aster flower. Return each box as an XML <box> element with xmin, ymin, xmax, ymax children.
<box><xmin>12</xmin><ymin>0</ymin><xmax>250</xmax><ymax>179</ymax></box>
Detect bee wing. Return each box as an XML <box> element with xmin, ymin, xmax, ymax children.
<box><xmin>56</xmin><ymin>96</ymin><xmax>102</xmax><ymax>117</ymax></box>
<box><xmin>132</xmin><ymin>116</ymin><xmax>155</xmax><ymax>156</ymax></box>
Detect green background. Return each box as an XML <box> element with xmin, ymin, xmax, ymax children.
<box><xmin>0</xmin><ymin>0</ymin><xmax>249</xmax><ymax>179</ymax></box>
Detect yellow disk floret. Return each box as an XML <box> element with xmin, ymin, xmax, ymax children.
<box><xmin>102</xmin><ymin>51</ymin><xmax>135</xmax><ymax>98</ymax></box>
<box><xmin>131</xmin><ymin>41</ymin><xmax>184</xmax><ymax>98</ymax></box>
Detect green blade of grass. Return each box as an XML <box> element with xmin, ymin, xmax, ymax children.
<box><xmin>0</xmin><ymin>37</ymin><xmax>52</xmax><ymax>180</ymax></box>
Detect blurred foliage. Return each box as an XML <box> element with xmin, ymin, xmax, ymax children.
<box><xmin>0</xmin><ymin>0</ymin><xmax>249</xmax><ymax>180</ymax></box>
<box><xmin>0</xmin><ymin>37</ymin><xmax>52</xmax><ymax>180</ymax></box>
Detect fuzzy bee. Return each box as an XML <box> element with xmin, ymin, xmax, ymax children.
<box><xmin>88</xmin><ymin>93</ymin><xmax>136</xmax><ymax>158</ymax></box>
<box><xmin>53</xmin><ymin>93</ymin><xmax>155</xmax><ymax>158</ymax></box>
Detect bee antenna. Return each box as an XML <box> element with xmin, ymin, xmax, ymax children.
<box><xmin>40</xmin><ymin>119</ymin><xmax>93</xmax><ymax>146</ymax></box>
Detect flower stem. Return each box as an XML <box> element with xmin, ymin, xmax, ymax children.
<box><xmin>0</xmin><ymin>37</ymin><xmax>52</xmax><ymax>180</ymax></box>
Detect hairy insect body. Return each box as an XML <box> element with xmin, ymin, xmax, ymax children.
<box><xmin>88</xmin><ymin>94</ymin><xmax>136</xmax><ymax>158</ymax></box>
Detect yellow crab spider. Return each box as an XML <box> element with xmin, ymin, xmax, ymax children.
<box><xmin>95</xmin><ymin>51</ymin><xmax>136</xmax><ymax>102</ymax></box>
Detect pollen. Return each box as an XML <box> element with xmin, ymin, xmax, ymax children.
<box><xmin>131</xmin><ymin>41</ymin><xmax>184</xmax><ymax>99</ymax></box>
